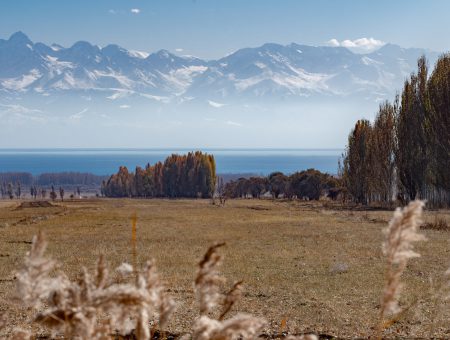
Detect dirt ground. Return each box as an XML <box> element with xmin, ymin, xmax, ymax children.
<box><xmin>1</xmin><ymin>198</ymin><xmax>450</xmax><ymax>338</ymax></box>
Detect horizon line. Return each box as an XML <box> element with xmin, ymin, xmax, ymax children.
<box><xmin>0</xmin><ymin>147</ymin><xmax>345</xmax><ymax>153</ymax></box>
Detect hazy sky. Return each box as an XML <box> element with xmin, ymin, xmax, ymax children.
<box><xmin>0</xmin><ymin>1</ymin><xmax>448</xmax><ymax>149</ymax></box>
<box><xmin>1</xmin><ymin>0</ymin><xmax>449</xmax><ymax>59</ymax></box>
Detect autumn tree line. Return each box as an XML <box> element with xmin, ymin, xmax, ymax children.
<box><xmin>341</xmin><ymin>55</ymin><xmax>450</xmax><ymax>207</ymax></box>
<box><xmin>221</xmin><ymin>169</ymin><xmax>340</xmax><ymax>200</ymax></box>
<box><xmin>101</xmin><ymin>151</ymin><xmax>217</xmax><ymax>198</ymax></box>
<box><xmin>0</xmin><ymin>172</ymin><xmax>105</xmax><ymax>200</ymax></box>
<box><xmin>0</xmin><ymin>172</ymin><xmax>106</xmax><ymax>187</ymax></box>
<box><xmin>1</xmin><ymin>182</ymin><xmax>70</xmax><ymax>201</ymax></box>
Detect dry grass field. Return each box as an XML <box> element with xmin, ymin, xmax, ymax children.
<box><xmin>1</xmin><ymin>198</ymin><xmax>450</xmax><ymax>338</ymax></box>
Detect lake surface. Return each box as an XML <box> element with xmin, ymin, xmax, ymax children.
<box><xmin>0</xmin><ymin>149</ymin><xmax>343</xmax><ymax>176</ymax></box>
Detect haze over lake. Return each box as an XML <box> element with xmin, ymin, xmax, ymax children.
<box><xmin>0</xmin><ymin>149</ymin><xmax>342</xmax><ymax>176</ymax></box>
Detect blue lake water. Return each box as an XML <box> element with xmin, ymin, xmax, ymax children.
<box><xmin>0</xmin><ymin>149</ymin><xmax>343</xmax><ymax>176</ymax></box>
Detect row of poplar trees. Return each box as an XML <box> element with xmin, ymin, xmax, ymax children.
<box><xmin>341</xmin><ymin>55</ymin><xmax>450</xmax><ymax>207</ymax></box>
<box><xmin>101</xmin><ymin>151</ymin><xmax>217</xmax><ymax>198</ymax></box>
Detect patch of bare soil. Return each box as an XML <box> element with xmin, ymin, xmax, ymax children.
<box><xmin>421</xmin><ymin>218</ymin><xmax>449</xmax><ymax>231</ymax></box>
<box><xmin>247</xmin><ymin>206</ymin><xmax>270</xmax><ymax>211</ymax></box>
<box><xmin>6</xmin><ymin>240</ymin><xmax>32</xmax><ymax>244</ymax></box>
<box><xmin>15</xmin><ymin>201</ymin><xmax>54</xmax><ymax>209</ymax></box>
<box><xmin>322</xmin><ymin>201</ymin><xmax>394</xmax><ymax>212</ymax></box>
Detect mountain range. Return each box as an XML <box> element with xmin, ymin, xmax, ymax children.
<box><xmin>0</xmin><ymin>32</ymin><xmax>442</xmax><ymax>148</ymax></box>
<box><xmin>0</xmin><ymin>31</ymin><xmax>439</xmax><ymax>103</ymax></box>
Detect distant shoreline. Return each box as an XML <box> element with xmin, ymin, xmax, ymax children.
<box><xmin>0</xmin><ymin>149</ymin><xmax>341</xmax><ymax>177</ymax></box>
<box><xmin>0</xmin><ymin>148</ymin><xmax>344</xmax><ymax>153</ymax></box>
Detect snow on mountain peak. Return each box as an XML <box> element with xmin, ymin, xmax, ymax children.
<box><xmin>128</xmin><ymin>50</ymin><xmax>150</xmax><ymax>59</ymax></box>
<box><xmin>0</xmin><ymin>32</ymin><xmax>440</xmax><ymax>103</ymax></box>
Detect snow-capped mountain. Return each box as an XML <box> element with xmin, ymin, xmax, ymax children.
<box><xmin>0</xmin><ymin>32</ymin><xmax>207</xmax><ymax>98</ymax></box>
<box><xmin>0</xmin><ymin>32</ymin><xmax>443</xmax><ymax>149</ymax></box>
<box><xmin>0</xmin><ymin>31</ymin><xmax>439</xmax><ymax>103</ymax></box>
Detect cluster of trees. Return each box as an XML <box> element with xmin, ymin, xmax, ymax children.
<box><xmin>222</xmin><ymin>169</ymin><xmax>341</xmax><ymax>200</ymax></box>
<box><xmin>37</xmin><ymin>172</ymin><xmax>107</xmax><ymax>186</ymax></box>
<box><xmin>1</xmin><ymin>182</ymin><xmax>72</xmax><ymax>201</ymax></box>
<box><xmin>102</xmin><ymin>151</ymin><xmax>217</xmax><ymax>198</ymax></box>
<box><xmin>0</xmin><ymin>172</ymin><xmax>105</xmax><ymax>187</ymax></box>
<box><xmin>0</xmin><ymin>173</ymin><xmax>33</xmax><ymax>186</ymax></box>
<box><xmin>0</xmin><ymin>182</ymin><xmax>22</xmax><ymax>199</ymax></box>
<box><xmin>341</xmin><ymin>55</ymin><xmax>450</xmax><ymax>207</ymax></box>
<box><xmin>0</xmin><ymin>171</ymin><xmax>101</xmax><ymax>200</ymax></box>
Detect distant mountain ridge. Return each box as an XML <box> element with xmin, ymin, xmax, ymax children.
<box><xmin>0</xmin><ymin>31</ymin><xmax>440</xmax><ymax>103</ymax></box>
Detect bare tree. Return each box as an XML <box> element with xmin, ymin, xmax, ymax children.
<box><xmin>216</xmin><ymin>177</ymin><xmax>227</xmax><ymax>206</ymax></box>
<box><xmin>15</xmin><ymin>182</ymin><xmax>22</xmax><ymax>199</ymax></box>
<box><xmin>1</xmin><ymin>182</ymin><xmax>6</xmax><ymax>198</ymax></box>
<box><xmin>7</xmin><ymin>183</ymin><xmax>13</xmax><ymax>200</ymax></box>
<box><xmin>50</xmin><ymin>186</ymin><xmax>57</xmax><ymax>201</ymax></box>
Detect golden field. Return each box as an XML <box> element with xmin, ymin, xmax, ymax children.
<box><xmin>1</xmin><ymin>198</ymin><xmax>450</xmax><ymax>338</ymax></box>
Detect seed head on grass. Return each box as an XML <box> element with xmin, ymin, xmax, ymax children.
<box><xmin>94</xmin><ymin>255</ymin><xmax>108</xmax><ymax>289</ymax></box>
<box><xmin>192</xmin><ymin>314</ymin><xmax>266</xmax><ymax>340</ymax></box>
<box><xmin>116</xmin><ymin>262</ymin><xmax>134</xmax><ymax>278</ymax></box>
<box><xmin>219</xmin><ymin>280</ymin><xmax>243</xmax><ymax>321</ymax></box>
<box><xmin>382</xmin><ymin>200</ymin><xmax>426</xmax><ymax>268</ymax></box>
<box><xmin>140</xmin><ymin>260</ymin><xmax>176</xmax><ymax>328</ymax></box>
<box><xmin>14</xmin><ymin>231</ymin><xmax>63</xmax><ymax>310</ymax></box>
<box><xmin>378</xmin><ymin>200</ymin><xmax>426</xmax><ymax>334</ymax></box>
<box><xmin>195</xmin><ymin>243</ymin><xmax>226</xmax><ymax>315</ymax></box>
<box><xmin>189</xmin><ymin>244</ymin><xmax>266</xmax><ymax>340</ymax></box>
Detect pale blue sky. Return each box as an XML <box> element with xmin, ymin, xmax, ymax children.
<box><xmin>0</xmin><ymin>0</ymin><xmax>449</xmax><ymax>149</ymax></box>
<box><xmin>1</xmin><ymin>0</ymin><xmax>449</xmax><ymax>58</ymax></box>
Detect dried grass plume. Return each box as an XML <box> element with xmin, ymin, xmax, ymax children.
<box><xmin>378</xmin><ymin>200</ymin><xmax>426</xmax><ymax>336</ymax></box>
<box><xmin>195</xmin><ymin>243</ymin><xmax>226</xmax><ymax>315</ymax></box>
<box><xmin>13</xmin><ymin>231</ymin><xmax>175</xmax><ymax>339</ymax></box>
